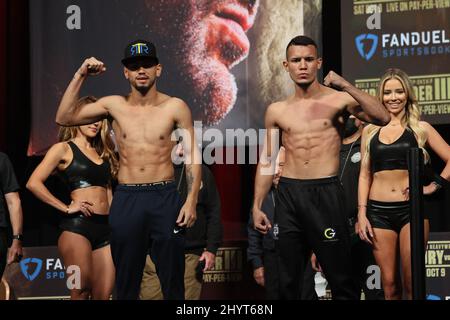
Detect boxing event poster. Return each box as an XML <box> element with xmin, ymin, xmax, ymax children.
<box><xmin>341</xmin><ymin>0</ymin><xmax>450</xmax><ymax>125</ymax></box>
<box><xmin>425</xmin><ymin>232</ymin><xmax>450</xmax><ymax>300</ymax></box>
<box><xmin>28</xmin><ymin>0</ymin><xmax>322</xmax><ymax>155</ymax></box>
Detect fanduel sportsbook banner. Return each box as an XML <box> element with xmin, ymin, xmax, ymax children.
<box><xmin>341</xmin><ymin>0</ymin><xmax>450</xmax><ymax>124</ymax></box>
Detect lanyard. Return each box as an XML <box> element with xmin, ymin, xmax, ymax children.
<box><xmin>177</xmin><ymin>165</ymin><xmax>185</xmax><ymax>192</ymax></box>
<box><xmin>340</xmin><ymin>140</ymin><xmax>357</xmax><ymax>181</ymax></box>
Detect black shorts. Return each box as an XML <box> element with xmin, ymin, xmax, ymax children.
<box><xmin>59</xmin><ymin>213</ymin><xmax>111</xmax><ymax>250</ymax></box>
<box><xmin>367</xmin><ymin>200</ymin><xmax>428</xmax><ymax>233</ymax></box>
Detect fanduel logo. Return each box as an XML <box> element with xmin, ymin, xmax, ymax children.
<box><xmin>355</xmin><ymin>34</ymin><xmax>379</xmax><ymax>60</ymax></box>
<box><xmin>20</xmin><ymin>258</ymin><xmax>43</xmax><ymax>281</ymax></box>
<box><xmin>382</xmin><ymin>30</ymin><xmax>449</xmax><ymax>48</ymax></box>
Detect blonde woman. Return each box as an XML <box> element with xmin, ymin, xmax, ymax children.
<box><xmin>27</xmin><ymin>96</ymin><xmax>118</xmax><ymax>300</ymax></box>
<box><xmin>357</xmin><ymin>68</ymin><xmax>450</xmax><ymax>299</ymax></box>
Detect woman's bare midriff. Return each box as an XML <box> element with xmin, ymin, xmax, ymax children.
<box><xmin>369</xmin><ymin>169</ymin><xmax>410</xmax><ymax>202</ymax></box>
<box><xmin>71</xmin><ymin>186</ymin><xmax>109</xmax><ymax>215</ymax></box>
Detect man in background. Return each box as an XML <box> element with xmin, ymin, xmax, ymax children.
<box><xmin>0</xmin><ymin>152</ymin><xmax>24</xmax><ymax>280</ymax></box>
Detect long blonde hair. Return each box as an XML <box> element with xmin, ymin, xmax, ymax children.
<box><xmin>58</xmin><ymin>96</ymin><xmax>119</xmax><ymax>178</ymax></box>
<box><xmin>363</xmin><ymin>68</ymin><xmax>429</xmax><ymax>165</ymax></box>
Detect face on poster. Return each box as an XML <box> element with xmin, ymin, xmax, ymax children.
<box><xmin>29</xmin><ymin>0</ymin><xmax>322</xmax><ymax>155</ymax></box>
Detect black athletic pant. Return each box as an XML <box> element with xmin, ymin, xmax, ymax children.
<box><xmin>350</xmin><ymin>237</ymin><xmax>385</xmax><ymax>300</ymax></box>
<box><xmin>263</xmin><ymin>248</ymin><xmax>279</xmax><ymax>299</ymax></box>
<box><xmin>275</xmin><ymin>176</ymin><xmax>358</xmax><ymax>300</ymax></box>
<box><xmin>264</xmin><ymin>248</ymin><xmax>317</xmax><ymax>300</ymax></box>
<box><xmin>109</xmin><ymin>183</ymin><xmax>185</xmax><ymax>300</ymax></box>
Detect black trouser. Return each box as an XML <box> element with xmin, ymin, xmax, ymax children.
<box><xmin>350</xmin><ymin>234</ymin><xmax>385</xmax><ymax>300</ymax></box>
<box><xmin>300</xmin><ymin>259</ymin><xmax>319</xmax><ymax>300</ymax></box>
<box><xmin>275</xmin><ymin>176</ymin><xmax>358</xmax><ymax>300</ymax></box>
<box><xmin>0</xmin><ymin>228</ymin><xmax>7</xmax><ymax>279</ymax></box>
<box><xmin>109</xmin><ymin>183</ymin><xmax>185</xmax><ymax>300</ymax></box>
<box><xmin>263</xmin><ymin>248</ymin><xmax>317</xmax><ymax>300</ymax></box>
<box><xmin>263</xmin><ymin>248</ymin><xmax>279</xmax><ymax>299</ymax></box>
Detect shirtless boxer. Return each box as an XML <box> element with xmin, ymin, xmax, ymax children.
<box><xmin>252</xmin><ymin>35</ymin><xmax>390</xmax><ymax>300</ymax></box>
<box><xmin>55</xmin><ymin>40</ymin><xmax>201</xmax><ymax>300</ymax></box>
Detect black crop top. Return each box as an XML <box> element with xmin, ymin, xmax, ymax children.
<box><xmin>370</xmin><ymin>127</ymin><xmax>418</xmax><ymax>173</ymax></box>
<box><xmin>60</xmin><ymin>141</ymin><xmax>111</xmax><ymax>191</ymax></box>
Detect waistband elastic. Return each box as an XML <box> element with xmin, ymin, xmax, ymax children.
<box><xmin>368</xmin><ymin>199</ymin><xmax>409</xmax><ymax>208</ymax></box>
<box><xmin>122</xmin><ymin>180</ymin><xmax>174</xmax><ymax>187</ymax></box>
<box><xmin>279</xmin><ymin>176</ymin><xmax>339</xmax><ymax>185</ymax></box>
<box><xmin>68</xmin><ymin>213</ymin><xmax>109</xmax><ymax>224</ymax></box>
<box><xmin>116</xmin><ymin>180</ymin><xmax>176</xmax><ymax>191</ymax></box>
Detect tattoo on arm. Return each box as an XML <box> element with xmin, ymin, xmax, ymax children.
<box><xmin>186</xmin><ymin>165</ymin><xmax>194</xmax><ymax>194</ymax></box>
